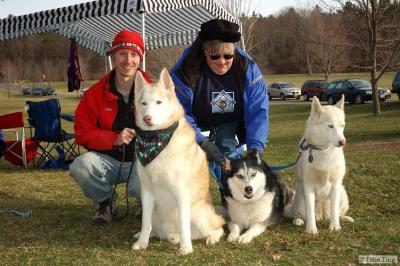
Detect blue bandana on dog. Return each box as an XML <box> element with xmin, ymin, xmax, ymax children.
<box><xmin>135</xmin><ymin>122</ymin><xmax>179</xmax><ymax>166</ymax></box>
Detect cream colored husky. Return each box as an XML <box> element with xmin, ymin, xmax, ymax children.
<box><xmin>290</xmin><ymin>95</ymin><xmax>354</xmax><ymax>234</ymax></box>
<box><xmin>131</xmin><ymin>68</ymin><xmax>225</xmax><ymax>255</ymax></box>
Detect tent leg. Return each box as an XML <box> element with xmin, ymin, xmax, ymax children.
<box><xmin>106</xmin><ymin>56</ymin><xmax>113</xmax><ymax>72</ymax></box>
<box><xmin>239</xmin><ymin>23</ymin><xmax>246</xmax><ymax>52</ymax></box>
<box><xmin>141</xmin><ymin>12</ymin><xmax>146</xmax><ymax>71</ymax></box>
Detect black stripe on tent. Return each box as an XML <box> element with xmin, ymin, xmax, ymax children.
<box><xmin>15</xmin><ymin>15</ymin><xmax>20</xmax><ymax>33</ymax></box>
<box><xmin>33</xmin><ymin>12</ymin><xmax>39</xmax><ymax>28</ymax></box>
<box><xmin>84</xmin><ymin>2</ymin><xmax>90</xmax><ymax>19</ymax></box>
<box><xmin>98</xmin><ymin>0</ymin><xmax>103</xmax><ymax>17</ymax></box>
<box><xmin>10</xmin><ymin>16</ymin><xmax>15</xmax><ymax>36</ymax></box>
<box><xmin>21</xmin><ymin>15</ymin><xmax>27</xmax><ymax>33</ymax></box>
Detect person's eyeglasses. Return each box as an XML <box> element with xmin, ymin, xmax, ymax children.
<box><xmin>209</xmin><ymin>54</ymin><xmax>234</xmax><ymax>61</ymax></box>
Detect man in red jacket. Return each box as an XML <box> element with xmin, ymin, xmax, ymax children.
<box><xmin>69</xmin><ymin>29</ymin><xmax>151</xmax><ymax>226</ymax></box>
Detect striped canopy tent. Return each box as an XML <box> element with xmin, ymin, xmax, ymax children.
<box><xmin>0</xmin><ymin>0</ymin><xmax>238</xmax><ymax>68</ymax></box>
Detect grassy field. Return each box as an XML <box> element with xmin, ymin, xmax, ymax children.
<box><xmin>0</xmin><ymin>74</ymin><xmax>399</xmax><ymax>265</ymax></box>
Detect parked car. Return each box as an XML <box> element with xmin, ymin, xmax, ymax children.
<box><xmin>79</xmin><ymin>87</ymin><xmax>89</xmax><ymax>98</ymax></box>
<box><xmin>45</xmin><ymin>87</ymin><xmax>57</xmax><ymax>95</ymax></box>
<box><xmin>379</xmin><ymin>87</ymin><xmax>391</xmax><ymax>101</ymax></box>
<box><xmin>21</xmin><ymin>88</ymin><xmax>32</xmax><ymax>95</ymax></box>
<box><xmin>268</xmin><ymin>82</ymin><xmax>301</xmax><ymax>100</ymax></box>
<box><xmin>392</xmin><ymin>71</ymin><xmax>400</xmax><ymax>101</ymax></box>
<box><xmin>21</xmin><ymin>87</ymin><xmax>57</xmax><ymax>96</ymax></box>
<box><xmin>32</xmin><ymin>88</ymin><xmax>51</xmax><ymax>96</ymax></box>
<box><xmin>324</xmin><ymin>79</ymin><xmax>390</xmax><ymax>105</ymax></box>
<box><xmin>300</xmin><ymin>80</ymin><xmax>329</xmax><ymax>101</ymax></box>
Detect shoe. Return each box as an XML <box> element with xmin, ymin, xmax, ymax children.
<box><xmin>92</xmin><ymin>198</ymin><xmax>117</xmax><ymax>226</ymax></box>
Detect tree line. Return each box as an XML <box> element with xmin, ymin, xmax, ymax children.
<box><xmin>0</xmin><ymin>1</ymin><xmax>399</xmax><ymax>85</ymax></box>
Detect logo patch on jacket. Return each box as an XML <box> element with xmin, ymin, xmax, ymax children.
<box><xmin>211</xmin><ymin>90</ymin><xmax>236</xmax><ymax>113</ymax></box>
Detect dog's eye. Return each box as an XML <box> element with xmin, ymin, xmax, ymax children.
<box><xmin>236</xmin><ymin>174</ymin><xmax>244</xmax><ymax>179</ymax></box>
<box><xmin>156</xmin><ymin>100</ymin><xmax>162</xmax><ymax>104</ymax></box>
<box><xmin>328</xmin><ymin>125</ymin><xmax>334</xmax><ymax>128</ymax></box>
<box><xmin>250</xmin><ymin>171</ymin><xmax>257</xmax><ymax>177</ymax></box>
<box><xmin>141</xmin><ymin>102</ymin><xmax>147</xmax><ymax>106</ymax></box>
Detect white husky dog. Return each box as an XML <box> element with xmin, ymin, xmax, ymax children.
<box><xmin>290</xmin><ymin>95</ymin><xmax>354</xmax><ymax>234</ymax></box>
<box><xmin>131</xmin><ymin>68</ymin><xmax>225</xmax><ymax>255</ymax></box>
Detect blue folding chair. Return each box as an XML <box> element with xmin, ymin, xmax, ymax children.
<box><xmin>25</xmin><ymin>99</ymin><xmax>80</xmax><ymax>167</ymax></box>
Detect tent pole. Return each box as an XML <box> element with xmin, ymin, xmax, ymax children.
<box><xmin>141</xmin><ymin>12</ymin><xmax>146</xmax><ymax>71</ymax></box>
<box><xmin>106</xmin><ymin>56</ymin><xmax>113</xmax><ymax>72</ymax></box>
<box><xmin>239</xmin><ymin>23</ymin><xmax>246</xmax><ymax>52</ymax></box>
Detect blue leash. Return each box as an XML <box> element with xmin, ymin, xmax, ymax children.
<box><xmin>0</xmin><ymin>209</ymin><xmax>32</xmax><ymax>217</ymax></box>
<box><xmin>209</xmin><ymin>145</ymin><xmax>298</xmax><ymax>191</ymax></box>
<box><xmin>269</xmin><ymin>161</ymin><xmax>297</xmax><ymax>171</ymax></box>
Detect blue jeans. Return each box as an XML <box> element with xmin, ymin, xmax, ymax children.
<box><xmin>205</xmin><ymin>121</ymin><xmax>238</xmax><ymax>155</ymax></box>
<box><xmin>69</xmin><ymin>151</ymin><xmax>140</xmax><ymax>204</ymax></box>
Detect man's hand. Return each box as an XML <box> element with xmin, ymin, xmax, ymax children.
<box><xmin>113</xmin><ymin>128</ymin><xmax>136</xmax><ymax>146</ymax></box>
<box><xmin>201</xmin><ymin>140</ymin><xmax>224</xmax><ymax>165</ymax></box>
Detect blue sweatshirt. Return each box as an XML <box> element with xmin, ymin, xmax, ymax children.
<box><xmin>170</xmin><ymin>45</ymin><xmax>269</xmax><ymax>151</ymax></box>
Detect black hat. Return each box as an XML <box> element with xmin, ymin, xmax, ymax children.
<box><xmin>198</xmin><ymin>19</ymin><xmax>241</xmax><ymax>43</ymax></box>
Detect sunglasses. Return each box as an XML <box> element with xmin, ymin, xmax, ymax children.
<box><xmin>208</xmin><ymin>54</ymin><xmax>234</xmax><ymax>61</ymax></box>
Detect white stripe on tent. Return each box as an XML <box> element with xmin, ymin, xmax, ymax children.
<box><xmin>0</xmin><ymin>0</ymin><xmax>238</xmax><ymax>54</ymax></box>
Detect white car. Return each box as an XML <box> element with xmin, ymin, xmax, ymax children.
<box><xmin>268</xmin><ymin>82</ymin><xmax>301</xmax><ymax>100</ymax></box>
<box><xmin>79</xmin><ymin>88</ymin><xmax>89</xmax><ymax>98</ymax></box>
<box><xmin>378</xmin><ymin>87</ymin><xmax>391</xmax><ymax>102</ymax></box>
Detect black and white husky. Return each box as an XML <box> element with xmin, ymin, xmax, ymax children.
<box><xmin>222</xmin><ymin>150</ymin><xmax>294</xmax><ymax>244</ymax></box>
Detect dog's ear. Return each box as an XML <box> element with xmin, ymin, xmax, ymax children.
<box><xmin>223</xmin><ymin>158</ymin><xmax>231</xmax><ymax>173</ymax></box>
<box><xmin>336</xmin><ymin>94</ymin><xmax>345</xmax><ymax>110</ymax></box>
<box><xmin>159</xmin><ymin>68</ymin><xmax>175</xmax><ymax>91</ymax></box>
<box><xmin>249</xmin><ymin>149</ymin><xmax>262</xmax><ymax>165</ymax></box>
<box><xmin>134</xmin><ymin>71</ymin><xmax>145</xmax><ymax>96</ymax></box>
<box><xmin>311</xmin><ymin>96</ymin><xmax>322</xmax><ymax>119</ymax></box>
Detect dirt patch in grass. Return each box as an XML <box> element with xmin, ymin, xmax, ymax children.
<box><xmin>347</xmin><ymin>139</ymin><xmax>400</xmax><ymax>152</ymax></box>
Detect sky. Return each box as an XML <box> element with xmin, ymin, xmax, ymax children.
<box><xmin>0</xmin><ymin>0</ymin><xmax>313</xmax><ymax>19</ymax></box>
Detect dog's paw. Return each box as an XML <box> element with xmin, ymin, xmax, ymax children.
<box><xmin>227</xmin><ymin>232</ymin><xmax>239</xmax><ymax>242</ymax></box>
<box><xmin>305</xmin><ymin>226</ymin><xmax>318</xmax><ymax>235</ymax></box>
<box><xmin>329</xmin><ymin>222</ymin><xmax>341</xmax><ymax>231</ymax></box>
<box><xmin>206</xmin><ymin>229</ymin><xmax>223</xmax><ymax>245</ymax></box>
<box><xmin>133</xmin><ymin>232</ymin><xmax>141</xmax><ymax>239</ymax></box>
<box><xmin>237</xmin><ymin>233</ymin><xmax>254</xmax><ymax>244</ymax></box>
<box><xmin>167</xmin><ymin>233</ymin><xmax>180</xmax><ymax>244</ymax></box>
<box><xmin>132</xmin><ymin>240</ymin><xmax>148</xmax><ymax>251</ymax></box>
<box><xmin>179</xmin><ymin>245</ymin><xmax>193</xmax><ymax>255</ymax></box>
<box><xmin>293</xmin><ymin>218</ymin><xmax>304</xmax><ymax>226</ymax></box>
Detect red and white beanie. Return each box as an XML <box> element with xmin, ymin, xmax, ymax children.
<box><xmin>107</xmin><ymin>29</ymin><xmax>144</xmax><ymax>61</ymax></box>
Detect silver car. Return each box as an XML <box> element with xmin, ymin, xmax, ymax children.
<box><xmin>268</xmin><ymin>82</ymin><xmax>301</xmax><ymax>100</ymax></box>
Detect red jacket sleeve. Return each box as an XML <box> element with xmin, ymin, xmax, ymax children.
<box><xmin>74</xmin><ymin>93</ymin><xmax>119</xmax><ymax>151</ymax></box>
<box><xmin>74</xmin><ymin>69</ymin><xmax>151</xmax><ymax>151</ymax></box>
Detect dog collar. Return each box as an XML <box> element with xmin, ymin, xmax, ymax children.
<box><xmin>135</xmin><ymin>122</ymin><xmax>179</xmax><ymax>166</ymax></box>
<box><xmin>299</xmin><ymin>138</ymin><xmax>329</xmax><ymax>163</ymax></box>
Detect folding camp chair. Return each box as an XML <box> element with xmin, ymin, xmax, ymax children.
<box><xmin>0</xmin><ymin>112</ymin><xmax>38</xmax><ymax>167</ymax></box>
<box><xmin>25</xmin><ymin>99</ymin><xmax>80</xmax><ymax>167</ymax></box>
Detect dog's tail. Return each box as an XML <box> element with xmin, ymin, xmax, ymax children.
<box><xmin>282</xmin><ymin>188</ymin><xmax>296</xmax><ymax>218</ymax></box>
<box><xmin>340</xmin><ymin>215</ymin><xmax>354</xmax><ymax>223</ymax></box>
<box><xmin>282</xmin><ymin>186</ymin><xmax>295</xmax><ymax>218</ymax></box>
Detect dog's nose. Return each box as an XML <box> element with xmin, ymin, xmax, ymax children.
<box><xmin>143</xmin><ymin>115</ymin><xmax>152</xmax><ymax>124</ymax></box>
<box><xmin>245</xmin><ymin>186</ymin><xmax>253</xmax><ymax>194</ymax></box>
<box><xmin>338</xmin><ymin>139</ymin><xmax>346</xmax><ymax>147</ymax></box>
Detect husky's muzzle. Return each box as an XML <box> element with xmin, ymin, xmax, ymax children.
<box><xmin>244</xmin><ymin>186</ymin><xmax>253</xmax><ymax>199</ymax></box>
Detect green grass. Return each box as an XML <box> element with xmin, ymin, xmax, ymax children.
<box><xmin>0</xmin><ymin>75</ymin><xmax>399</xmax><ymax>265</ymax></box>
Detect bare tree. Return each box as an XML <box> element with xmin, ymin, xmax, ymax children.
<box><xmin>216</xmin><ymin>0</ymin><xmax>259</xmax><ymax>54</ymax></box>
<box><xmin>311</xmin><ymin>10</ymin><xmax>349</xmax><ymax>80</ymax></box>
<box><xmin>323</xmin><ymin>0</ymin><xmax>400</xmax><ymax>114</ymax></box>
